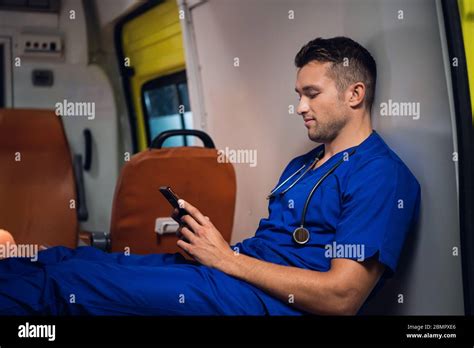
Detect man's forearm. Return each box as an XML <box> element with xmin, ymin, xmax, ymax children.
<box><xmin>218</xmin><ymin>253</ymin><xmax>356</xmax><ymax>315</ymax></box>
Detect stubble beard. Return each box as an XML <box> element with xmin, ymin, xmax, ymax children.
<box><xmin>308</xmin><ymin>114</ymin><xmax>348</xmax><ymax>143</ymax></box>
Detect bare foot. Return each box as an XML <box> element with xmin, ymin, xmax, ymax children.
<box><xmin>0</xmin><ymin>229</ymin><xmax>15</xmax><ymax>245</ymax></box>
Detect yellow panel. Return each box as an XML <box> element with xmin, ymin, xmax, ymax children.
<box><xmin>459</xmin><ymin>0</ymin><xmax>474</xmax><ymax>121</ymax></box>
<box><xmin>122</xmin><ymin>0</ymin><xmax>186</xmax><ymax>150</ymax></box>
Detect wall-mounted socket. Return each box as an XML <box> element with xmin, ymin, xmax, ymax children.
<box><xmin>18</xmin><ymin>33</ymin><xmax>63</xmax><ymax>59</ymax></box>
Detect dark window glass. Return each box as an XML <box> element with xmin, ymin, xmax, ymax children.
<box><xmin>141</xmin><ymin>71</ymin><xmax>193</xmax><ymax>147</ymax></box>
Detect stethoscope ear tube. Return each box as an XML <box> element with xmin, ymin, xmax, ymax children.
<box><xmin>267</xmin><ymin>150</ymin><xmax>324</xmax><ymax>200</ymax></box>
<box><xmin>266</xmin><ymin>163</ymin><xmax>307</xmax><ymax>200</ymax></box>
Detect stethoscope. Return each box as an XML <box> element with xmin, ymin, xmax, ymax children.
<box><xmin>267</xmin><ymin>147</ymin><xmax>357</xmax><ymax>245</ymax></box>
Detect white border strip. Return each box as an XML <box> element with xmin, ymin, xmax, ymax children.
<box><xmin>435</xmin><ymin>0</ymin><xmax>460</xmax><ymax>204</ymax></box>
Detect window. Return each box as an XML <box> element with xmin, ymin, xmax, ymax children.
<box><xmin>141</xmin><ymin>70</ymin><xmax>193</xmax><ymax>147</ymax></box>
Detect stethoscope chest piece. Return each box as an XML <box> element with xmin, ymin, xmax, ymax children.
<box><xmin>293</xmin><ymin>226</ymin><xmax>310</xmax><ymax>245</ymax></box>
<box><xmin>269</xmin><ymin>147</ymin><xmax>357</xmax><ymax>246</ymax></box>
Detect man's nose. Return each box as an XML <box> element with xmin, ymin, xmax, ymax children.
<box><xmin>296</xmin><ymin>99</ymin><xmax>310</xmax><ymax>115</ymax></box>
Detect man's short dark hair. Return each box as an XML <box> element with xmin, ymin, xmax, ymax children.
<box><xmin>294</xmin><ymin>36</ymin><xmax>377</xmax><ymax>110</ymax></box>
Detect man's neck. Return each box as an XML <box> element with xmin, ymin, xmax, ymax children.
<box><xmin>315</xmin><ymin>115</ymin><xmax>372</xmax><ymax>169</ymax></box>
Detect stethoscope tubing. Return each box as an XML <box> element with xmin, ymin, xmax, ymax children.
<box><xmin>267</xmin><ymin>147</ymin><xmax>357</xmax><ymax>244</ymax></box>
<box><xmin>299</xmin><ymin>148</ymin><xmax>356</xmax><ymax>227</ymax></box>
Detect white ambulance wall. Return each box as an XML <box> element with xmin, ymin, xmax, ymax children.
<box><xmin>0</xmin><ymin>0</ymin><xmax>120</xmax><ymax>235</ymax></box>
<box><xmin>92</xmin><ymin>0</ymin><xmax>144</xmax><ymax>162</ymax></box>
<box><xmin>94</xmin><ymin>0</ymin><xmax>141</xmax><ymax>26</ymax></box>
<box><xmin>187</xmin><ymin>0</ymin><xmax>463</xmax><ymax>314</ymax></box>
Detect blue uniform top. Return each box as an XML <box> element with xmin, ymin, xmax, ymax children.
<box><xmin>232</xmin><ymin>131</ymin><xmax>421</xmax><ymax>276</ymax></box>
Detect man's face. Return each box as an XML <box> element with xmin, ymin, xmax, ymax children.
<box><xmin>295</xmin><ymin>61</ymin><xmax>349</xmax><ymax>143</ymax></box>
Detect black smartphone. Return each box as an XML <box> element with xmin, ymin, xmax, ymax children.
<box><xmin>159</xmin><ymin>186</ymin><xmax>188</xmax><ymax>222</ymax></box>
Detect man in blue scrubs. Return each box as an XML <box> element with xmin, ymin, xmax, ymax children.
<box><xmin>0</xmin><ymin>37</ymin><xmax>420</xmax><ymax>315</ymax></box>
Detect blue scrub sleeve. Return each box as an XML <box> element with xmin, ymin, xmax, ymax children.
<box><xmin>333</xmin><ymin>157</ymin><xmax>421</xmax><ymax>275</ymax></box>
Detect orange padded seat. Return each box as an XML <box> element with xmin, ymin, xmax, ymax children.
<box><xmin>110</xmin><ymin>131</ymin><xmax>236</xmax><ymax>255</ymax></box>
<box><xmin>0</xmin><ymin>109</ymin><xmax>78</xmax><ymax>248</ymax></box>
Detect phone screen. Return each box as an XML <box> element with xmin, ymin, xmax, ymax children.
<box><xmin>159</xmin><ymin>186</ymin><xmax>181</xmax><ymax>209</ymax></box>
<box><xmin>159</xmin><ymin>186</ymin><xmax>188</xmax><ymax>222</ymax></box>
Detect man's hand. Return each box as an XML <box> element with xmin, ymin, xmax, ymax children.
<box><xmin>173</xmin><ymin>199</ymin><xmax>234</xmax><ymax>269</ymax></box>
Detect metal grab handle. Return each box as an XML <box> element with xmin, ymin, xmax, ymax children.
<box><xmin>150</xmin><ymin>129</ymin><xmax>215</xmax><ymax>149</ymax></box>
<box><xmin>83</xmin><ymin>129</ymin><xmax>92</xmax><ymax>171</ymax></box>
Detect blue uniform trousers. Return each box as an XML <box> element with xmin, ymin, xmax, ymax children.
<box><xmin>0</xmin><ymin>246</ymin><xmax>303</xmax><ymax>316</ymax></box>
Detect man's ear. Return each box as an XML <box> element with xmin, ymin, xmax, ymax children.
<box><xmin>348</xmin><ymin>82</ymin><xmax>366</xmax><ymax>108</ymax></box>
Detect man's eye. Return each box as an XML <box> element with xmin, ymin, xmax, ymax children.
<box><xmin>296</xmin><ymin>93</ymin><xmax>318</xmax><ymax>100</ymax></box>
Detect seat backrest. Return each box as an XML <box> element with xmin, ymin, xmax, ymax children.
<box><xmin>110</xmin><ymin>146</ymin><xmax>236</xmax><ymax>254</ymax></box>
<box><xmin>0</xmin><ymin>108</ymin><xmax>78</xmax><ymax>248</ymax></box>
